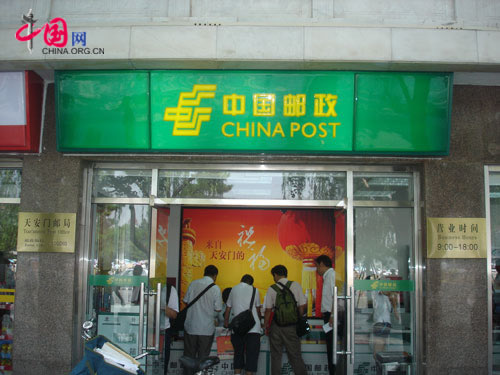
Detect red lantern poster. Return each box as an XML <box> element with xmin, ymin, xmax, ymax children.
<box><xmin>179</xmin><ymin>207</ymin><xmax>345</xmax><ymax>316</ymax></box>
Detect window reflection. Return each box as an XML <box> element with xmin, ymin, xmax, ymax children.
<box><xmin>92</xmin><ymin>169</ymin><xmax>151</xmax><ymax>198</ymax></box>
<box><xmin>0</xmin><ymin>205</ymin><xmax>17</xmax><ymax>288</ymax></box>
<box><xmin>158</xmin><ymin>170</ymin><xmax>346</xmax><ymax>200</ymax></box>
<box><xmin>354</xmin><ymin>207</ymin><xmax>412</xmax><ymax>278</ymax></box>
<box><xmin>0</xmin><ymin>169</ymin><xmax>22</xmax><ymax>198</ymax></box>
<box><xmin>90</xmin><ymin>204</ymin><xmax>150</xmax><ymax>314</ymax></box>
<box><xmin>354</xmin><ymin>174</ymin><xmax>413</xmax><ymax>201</ymax></box>
<box><xmin>0</xmin><ymin>168</ymin><xmax>20</xmax><ymax>372</ymax></box>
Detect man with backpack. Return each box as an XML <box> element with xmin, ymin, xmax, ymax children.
<box><xmin>264</xmin><ymin>265</ymin><xmax>307</xmax><ymax>375</ymax></box>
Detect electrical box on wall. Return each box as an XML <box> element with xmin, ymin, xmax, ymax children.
<box><xmin>0</xmin><ymin>71</ymin><xmax>44</xmax><ymax>153</ymax></box>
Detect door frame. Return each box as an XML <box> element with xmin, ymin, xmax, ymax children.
<box><xmin>77</xmin><ymin>162</ymin><xmax>423</xmax><ymax>374</ymax></box>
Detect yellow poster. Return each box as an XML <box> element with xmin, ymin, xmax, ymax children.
<box><xmin>17</xmin><ymin>212</ymin><xmax>76</xmax><ymax>253</ymax></box>
<box><xmin>179</xmin><ymin>208</ymin><xmax>344</xmax><ymax>317</ymax></box>
<box><xmin>427</xmin><ymin>217</ymin><xmax>487</xmax><ymax>258</ymax></box>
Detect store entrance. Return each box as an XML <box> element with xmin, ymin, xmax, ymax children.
<box><xmin>165</xmin><ymin>206</ymin><xmax>348</xmax><ymax>375</ymax></box>
<box><xmin>84</xmin><ymin>166</ymin><xmax>417</xmax><ymax>375</ymax></box>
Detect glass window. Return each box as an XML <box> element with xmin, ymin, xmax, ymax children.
<box><xmin>0</xmin><ymin>169</ymin><xmax>22</xmax><ymax>198</ymax></box>
<box><xmin>92</xmin><ymin>169</ymin><xmax>151</xmax><ymax>198</ymax></box>
<box><xmin>158</xmin><ymin>170</ymin><xmax>346</xmax><ymax>201</ymax></box>
<box><xmin>90</xmin><ymin>204</ymin><xmax>151</xmax><ymax>277</ymax></box>
<box><xmin>0</xmin><ymin>167</ymin><xmax>20</xmax><ymax>373</ymax></box>
<box><xmin>0</xmin><ymin>204</ymin><xmax>18</xmax><ymax>288</ymax></box>
<box><xmin>490</xmin><ymin>172</ymin><xmax>500</xmax><ymax>373</ymax></box>
<box><xmin>354</xmin><ymin>173</ymin><xmax>413</xmax><ymax>201</ymax></box>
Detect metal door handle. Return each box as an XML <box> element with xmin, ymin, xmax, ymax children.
<box><xmin>349</xmin><ymin>286</ymin><xmax>355</xmax><ymax>364</ymax></box>
<box><xmin>138</xmin><ymin>282</ymin><xmax>145</xmax><ymax>355</ymax></box>
<box><xmin>333</xmin><ymin>286</ymin><xmax>338</xmax><ymax>365</ymax></box>
<box><xmin>155</xmin><ymin>283</ymin><xmax>161</xmax><ymax>351</ymax></box>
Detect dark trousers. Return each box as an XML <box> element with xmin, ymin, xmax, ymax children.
<box><xmin>164</xmin><ymin>329</ymin><xmax>172</xmax><ymax>375</ymax></box>
<box><xmin>230</xmin><ymin>332</ymin><xmax>261</xmax><ymax>372</ymax></box>
<box><xmin>183</xmin><ymin>332</ymin><xmax>214</xmax><ymax>375</ymax></box>
<box><xmin>323</xmin><ymin>312</ymin><xmax>336</xmax><ymax>375</ymax></box>
<box><xmin>269</xmin><ymin>323</ymin><xmax>306</xmax><ymax>375</ymax></box>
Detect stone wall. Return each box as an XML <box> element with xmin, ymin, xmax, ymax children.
<box><xmin>0</xmin><ymin>1</ymin><xmax>499</xmax><ymax>72</ymax></box>
<box><xmin>1</xmin><ymin>0</ymin><xmax>499</xmax><ymax>28</ymax></box>
<box><xmin>423</xmin><ymin>85</ymin><xmax>500</xmax><ymax>374</ymax></box>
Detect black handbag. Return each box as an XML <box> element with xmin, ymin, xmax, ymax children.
<box><xmin>171</xmin><ymin>283</ymin><xmax>215</xmax><ymax>334</ymax></box>
<box><xmin>296</xmin><ymin>316</ymin><xmax>311</xmax><ymax>337</ymax></box>
<box><xmin>228</xmin><ymin>287</ymin><xmax>256</xmax><ymax>336</ymax></box>
<box><xmin>278</xmin><ymin>282</ymin><xmax>311</xmax><ymax>337</ymax></box>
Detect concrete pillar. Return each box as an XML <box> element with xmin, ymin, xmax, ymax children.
<box><xmin>423</xmin><ymin>85</ymin><xmax>500</xmax><ymax>374</ymax></box>
<box><xmin>13</xmin><ymin>84</ymin><xmax>83</xmax><ymax>374</ymax></box>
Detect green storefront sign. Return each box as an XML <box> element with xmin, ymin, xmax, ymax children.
<box><xmin>56</xmin><ymin>70</ymin><xmax>452</xmax><ymax>155</ymax></box>
<box><xmin>354</xmin><ymin>279</ymin><xmax>415</xmax><ymax>292</ymax></box>
<box><xmin>89</xmin><ymin>274</ymin><xmax>148</xmax><ymax>287</ymax></box>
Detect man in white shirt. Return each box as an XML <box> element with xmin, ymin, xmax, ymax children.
<box><xmin>183</xmin><ymin>265</ymin><xmax>222</xmax><ymax>375</ymax></box>
<box><xmin>160</xmin><ymin>283</ymin><xmax>179</xmax><ymax>375</ymax></box>
<box><xmin>371</xmin><ymin>289</ymin><xmax>399</xmax><ymax>360</ymax></box>
<box><xmin>264</xmin><ymin>265</ymin><xmax>307</xmax><ymax>375</ymax></box>
<box><xmin>315</xmin><ymin>255</ymin><xmax>336</xmax><ymax>375</ymax></box>
<box><xmin>224</xmin><ymin>274</ymin><xmax>262</xmax><ymax>375</ymax></box>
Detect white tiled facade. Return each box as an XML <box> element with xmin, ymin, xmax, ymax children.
<box><xmin>0</xmin><ymin>0</ymin><xmax>498</xmax><ymax>73</ymax></box>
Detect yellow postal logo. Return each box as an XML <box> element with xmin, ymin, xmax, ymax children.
<box><xmin>164</xmin><ymin>84</ymin><xmax>216</xmax><ymax>136</ymax></box>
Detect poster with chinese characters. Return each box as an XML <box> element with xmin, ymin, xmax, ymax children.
<box><xmin>17</xmin><ymin>212</ymin><xmax>76</xmax><ymax>253</ymax></box>
<box><xmin>179</xmin><ymin>208</ymin><xmax>344</xmax><ymax>317</ymax></box>
<box><xmin>427</xmin><ymin>217</ymin><xmax>487</xmax><ymax>258</ymax></box>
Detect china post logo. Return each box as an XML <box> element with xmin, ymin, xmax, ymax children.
<box><xmin>162</xmin><ymin>82</ymin><xmax>341</xmax><ymax>140</ymax></box>
<box><xmin>163</xmin><ymin>85</ymin><xmax>217</xmax><ymax>136</ymax></box>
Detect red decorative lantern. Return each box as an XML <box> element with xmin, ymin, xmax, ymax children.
<box><xmin>277</xmin><ymin>210</ymin><xmax>335</xmax><ymax>316</ymax></box>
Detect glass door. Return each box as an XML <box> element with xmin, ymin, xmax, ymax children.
<box><xmin>87</xmin><ymin>204</ymin><xmax>152</xmax><ymax>362</ymax></box>
<box><xmin>86</xmin><ymin>169</ymin><xmax>167</xmax><ymax>373</ymax></box>
<box><xmin>352</xmin><ymin>208</ymin><xmax>414</xmax><ymax>375</ymax></box>
<box><xmin>347</xmin><ymin>173</ymin><xmax>417</xmax><ymax>375</ymax></box>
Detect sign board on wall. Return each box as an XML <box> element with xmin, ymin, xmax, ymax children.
<box><xmin>56</xmin><ymin>70</ymin><xmax>452</xmax><ymax>155</ymax></box>
<box><xmin>426</xmin><ymin>217</ymin><xmax>487</xmax><ymax>258</ymax></box>
<box><xmin>151</xmin><ymin>71</ymin><xmax>354</xmax><ymax>153</ymax></box>
<box><xmin>0</xmin><ymin>71</ymin><xmax>44</xmax><ymax>153</ymax></box>
<box><xmin>17</xmin><ymin>212</ymin><xmax>76</xmax><ymax>253</ymax></box>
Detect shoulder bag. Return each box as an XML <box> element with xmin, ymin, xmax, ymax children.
<box><xmin>228</xmin><ymin>287</ymin><xmax>256</xmax><ymax>336</ymax></box>
<box><xmin>171</xmin><ymin>283</ymin><xmax>215</xmax><ymax>334</ymax></box>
